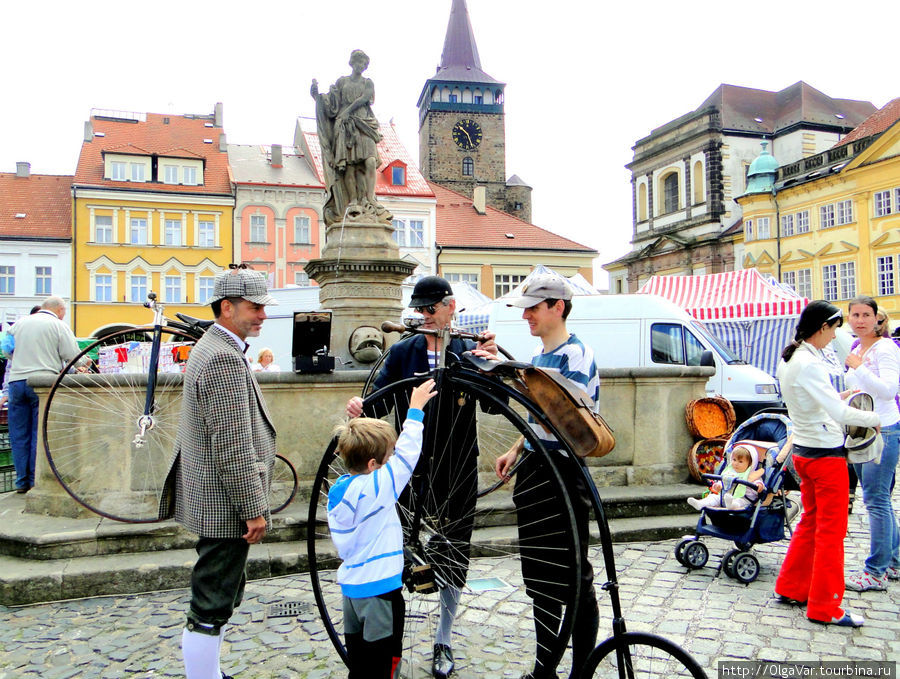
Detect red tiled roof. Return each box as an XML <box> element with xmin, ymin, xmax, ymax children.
<box><xmin>835</xmin><ymin>98</ymin><xmax>900</xmax><ymax>147</ymax></box>
<box><xmin>431</xmin><ymin>182</ymin><xmax>595</xmax><ymax>252</ymax></box>
<box><xmin>302</xmin><ymin>123</ymin><xmax>433</xmax><ymax>198</ymax></box>
<box><xmin>0</xmin><ymin>172</ymin><xmax>72</xmax><ymax>239</ymax></box>
<box><xmin>74</xmin><ymin>111</ymin><xmax>232</xmax><ymax>195</ymax></box>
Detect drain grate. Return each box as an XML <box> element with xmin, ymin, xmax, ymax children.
<box><xmin>267</xmin><ymin>601</ymin><xmax>312</xmax><ymax>618</ymax></box>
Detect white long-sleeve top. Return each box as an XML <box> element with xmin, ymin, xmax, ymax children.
<box><xmin>327</xmin><ymin>409</ymin><xmax>424</xmax><ymax>598</ymax></box>
<box><xmin>845</xmin><ymin>338</ymin><xmax>900</xmax><ymax>427</ymax></box>
<box><xmin>777</xmin><ymin>342</ymin><xmax>880</xmax><ymax>448</ymax></box>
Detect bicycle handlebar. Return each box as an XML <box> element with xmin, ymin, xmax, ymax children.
<box><xmin>381</xmin><ymin>321</ymin><xmax>493</xmax><ymax>344</ymax></box>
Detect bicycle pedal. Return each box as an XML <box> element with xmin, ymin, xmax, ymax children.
<box><xmin>407</xmin><ymin>564</ymin><xmax>438</xmax><ymax>594</ymax></box>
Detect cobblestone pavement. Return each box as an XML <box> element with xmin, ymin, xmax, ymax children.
<box><xmin>1</xmin><ymin>499</ymin><xmax>898</xmax><ymax>678</ymax></box>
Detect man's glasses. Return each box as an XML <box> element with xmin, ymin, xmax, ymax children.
<box><xmin>413</xmin><ymin>303</ymin><xmax>441</xmax><ymax>315</ymax></box>
<box><xmin>228</xmin><ymin>263</ymin><xmax>249</xmax><ymax>270</ymax></box>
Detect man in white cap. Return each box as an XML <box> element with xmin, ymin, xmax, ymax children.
<box><xmin>159</xmin><ymin>266</ymin><xmax>278</xmax><ymax>679</ymax></box>
<box><xmin>494</xmin><ymin>273</ymin><xmax>600</xmax><ymax>679</ymax></box>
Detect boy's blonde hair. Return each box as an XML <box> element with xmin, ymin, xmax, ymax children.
<box><xmin>731</xmin><ymin>445</ymin><xmax>753</xmax><ymax>465</ymax></box>
<box><xmin>334</xmin><ymin>417</ymin><xmax>397</xmax><ymax>473</ymax></box>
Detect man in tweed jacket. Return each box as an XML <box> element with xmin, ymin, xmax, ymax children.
<box><xmin>159</xmin><ymin>267</ymin><xmax>277</xmax><ymax>679</ymax></box>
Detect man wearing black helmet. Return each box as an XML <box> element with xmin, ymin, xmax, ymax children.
<box><xmin>346</xmin><ymin>275</ymin><xmax>496</xmax><ymax>679</ymax></box>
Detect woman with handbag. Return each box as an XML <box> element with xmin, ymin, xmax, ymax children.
<box><xmin>774</xmin><ymin>300</ymin><xmax>880</xmax><ymax>627</ymax></box>
<box><xmin>844</xmin><ymin>296</ymin><xmax>900</xmax><ymax>592</ymax></box>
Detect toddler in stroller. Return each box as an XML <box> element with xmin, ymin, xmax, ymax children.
<box><xmin>687</xmin><ymin>444</ymin><xmax>765</xmax><ymax>511</ymax></box>
<box><xmin>675</xmin><ymin>411</ymin><xmax>795</xmax><ymax>583</ymax></box>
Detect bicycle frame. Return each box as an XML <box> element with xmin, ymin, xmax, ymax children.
<box><xmin>132</xmin><ymin>293</ymin><xmax>205</xmax><ymax>448</ymax></box>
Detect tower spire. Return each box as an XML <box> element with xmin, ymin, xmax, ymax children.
<box><xmin>440</xmin><ymin>0</ymin><xmax>482</xmax><ymax>71</ymax></box>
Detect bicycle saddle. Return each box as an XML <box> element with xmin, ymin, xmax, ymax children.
<box><xmin>462</xmin><ymin>351</ymin><xmax>531</xmax><ymax>376</ymax></box>
<box><xmin>175</xmin><ymin>312</ymin><xmax>216</xmax><ymax>330</ymax></box>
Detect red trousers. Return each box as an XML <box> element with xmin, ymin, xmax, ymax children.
<box><xmin>775</xmin><ymin>455</ymin><xmax>849</xmax><ymax>622</ymax></box>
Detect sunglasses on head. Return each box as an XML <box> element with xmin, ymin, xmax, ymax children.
<box><xmin>827</xmin><ymin>309</ymin><xmax>843</xmax><ymax>326</ymax></box>
<box><xmin>413</xmin><ymin>303</ymin><xmax>440</xmax><ymax>315</ymax></box>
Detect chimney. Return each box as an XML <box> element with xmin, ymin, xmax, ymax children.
<box><xmin>218</xmin><ymin>133</ymin><xmax>228</xmax><ymax>153</ymax></box>
<box><xmin>15</xmin><ymin>162</ymin><xmax>31</xmax><ymax>178</ymax></box>
<box><xmin>473</xmin><ymin>186</ymin><xmax>487</xmax><ymax>215</ymax></box>
<box><xmin>214</xmin><ymin>102</ymin><xmax>224</xmax><ymax>128</ymax></box>
<box><xmin>271</xmin><ymin>144</ymin><xmax>283</xmax><ymax>168</ymax></box>
<box><xmin>84</xmin><ymin>120</ymin><xmax>93</xmax><ymax>142</ymax></box>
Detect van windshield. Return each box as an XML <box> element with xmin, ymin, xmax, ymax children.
<box><xmin>690</xmin><ymin>320</ymin><xmax>745</xmax><ymax>364</ymax></box>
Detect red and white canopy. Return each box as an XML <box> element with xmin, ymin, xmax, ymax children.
<box><xmin>637</xmin><ymin>269</ymin><xmax>808</xmax><ymax>321</ymax></box>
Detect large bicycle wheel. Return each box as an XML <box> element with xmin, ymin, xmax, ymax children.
<box><xmin>308</xmin><ymin>367</ymin><xmax>583</xmax><ymax>678</ymax></box>
<box><xmin>580</xmin><ymin>632</ymin><xmax>707</xmax><ymax>679</ymax></box>
<box><xmin>42</xmin><ymin>326</ymin><xmax>197</xmax><ymax>522</ymax></box>
<box><xmin>268</xmin><ymin>454</ymin><xmax>298</xmax><ymax>514</ymax></box>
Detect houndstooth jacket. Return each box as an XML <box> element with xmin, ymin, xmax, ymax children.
<box><xmin>158</xmin><ymin>325</ymin><xmax>277</xmax><ymax>538</ymax></box>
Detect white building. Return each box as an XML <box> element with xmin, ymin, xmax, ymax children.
<box><xmin>0</xmin><ymin>164</ymin><xmax>73</xmax><ymax>327</ymax></box>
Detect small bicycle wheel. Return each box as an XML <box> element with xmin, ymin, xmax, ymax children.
<box><xmin>581</xmin><ymin>631</ymin><xmax>708</xmax><ymax>679</ymax></box>
<box><xmin>308</xmin><ymin>367</ymin><xmax>583</xmax><ymax>677</ymax></box>
<box><xmin>42</xmin><ymin>326</ymin><xmax>197</xmax><ymax>522</ymax></box>
<box><xmin>268</xmin><ymin>454</ymin><xmax>298</xmax><ymax>514</ymax></box>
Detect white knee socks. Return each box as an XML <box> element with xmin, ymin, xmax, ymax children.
<box><xmin>435</xmin><ymin>586</ymin><xmax>460</xmax><ymax>647</ymax></box>
<box><xmin>182</xmin><ymin>626</ymin><xmax>222</xmax><ymax>679</ymax></box>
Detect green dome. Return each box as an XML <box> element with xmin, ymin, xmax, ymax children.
<box><xmin>743</xmin><ymin>141</ymin><xmax>779</xmax><ymax>195</ymax></box>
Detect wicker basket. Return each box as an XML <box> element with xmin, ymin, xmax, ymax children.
<box><xmin>685</xmin><ymin>396</ymin><xmax>736</xmax><ymax>439</ymax></box>
<box><xmin>687</xmin><ymin>437</ymin><xmax>728</xmax><ymax>482</ymax></box>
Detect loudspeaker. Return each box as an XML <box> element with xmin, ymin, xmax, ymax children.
<box><xmin>292</xmin><ymin>311</ymin><xmax>334</xmax><ymax>373</ymax></box>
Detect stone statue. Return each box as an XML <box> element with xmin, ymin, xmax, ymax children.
<box><xmin>311</xmin><ymin>50</ymin><xmax>391</xmax><ymax>226</ymax></box>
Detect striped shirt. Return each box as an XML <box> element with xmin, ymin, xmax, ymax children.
<box><xmin>528</xmin><ymin>334</ymin><xmax>601</xmax><ymax>450</ymax></box>
<box><xmin>327</xmin><ymin>409</ymin><xmax>425</xmax><ymax>598</ymax></box>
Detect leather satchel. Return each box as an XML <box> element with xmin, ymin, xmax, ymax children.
<box><xmin>513</xmin><ymin>366</ymin><xmax>616</xmax><ymax>458</ymax></box>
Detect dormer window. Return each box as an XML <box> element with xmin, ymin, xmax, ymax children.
<box><xmin>111</xmin><ymin>161</ymin><xmax>126</xmax><ymax>180</ymax></box>
<box><xmin>164</xmin><ymin>165</ymin><xmax>178</xmax><ymax>184</ymax></box>
<box><xmin>131</xmin><ymin>163</ymin><xmax>145</xmax><ymax>181</ymax></box>
<box><xmin>392</xmin><ymin>166</ymin><xmax>406</xmax><ymax>186</ymax></box>
<box><xmin>183</xmin><ymin>166</ymin><xmax>198</xmax><ymax>185</ymax></box>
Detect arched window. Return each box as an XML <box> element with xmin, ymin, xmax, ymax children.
<box><xmin>638</xmin><ymin>183</ymin><xmax>648</xmax><ymax>221</ymax></box>
<box><xmin>431</xmin><ymin>86</ymin><xmax>440</xmax><ymax>102</ymax></box>
<box><xmin>483</xmin><ymin>89</ymin><xmax>493</xmax><ymax>105</ymax></box>
<box><xmin>442</xmin><ymin>86</ymin><xmax>451</xmax><ymax>102</ymax></box>
<box><xmin>462</xmin><ymin>157</ymin><xmax>474</xmax><ymax>176</ymax></box>
<box><xmin>462</xmin><ymin>89</ymin><xmax>473</xmax><ymax>103</ymax></box>
<box><xmin>692</xmin><ymin>161</ymin><xmax>704</xmax><ymax>204</ymax></box>
<box><xmin>663</xmin><ymin>173</ymin><xmax>679</xmax><ymax>213</ymax></box>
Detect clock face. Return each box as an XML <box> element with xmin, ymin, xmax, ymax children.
<box><xmin>452</xmin><ymin>119</ymin><xmax>483</xmax><ymax>150</ymax></box>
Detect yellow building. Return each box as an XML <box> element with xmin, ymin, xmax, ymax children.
<box><xmin>737</xmin><ymin>100</ymin><xmax>900</xmax><ymax>320</ymax></box>
<box><xmin>72</xmin><ymin>106</ymin><xmax>234</xmax><ymax>336</ymax></box>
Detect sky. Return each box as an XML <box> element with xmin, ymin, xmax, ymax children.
<box><xmin>3</xmin><ymin>0</ymin><xmax>898</xmax><ymax>287</ymax></box>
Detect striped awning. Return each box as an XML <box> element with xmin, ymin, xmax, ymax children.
<box><xmin>636</xmin><ymin>269</ymin><xmax>808</xmax><ymax>320</ymax></box>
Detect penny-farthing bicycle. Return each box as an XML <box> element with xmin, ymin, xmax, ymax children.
<box><xmin>308</xmin><ymin>322</ymin><xmax>706</xmax><ymax>678</ymax></box>
<box><xmin>41</xmin><ymin>292</ymin><xmax>298</xmax><ymax>523</ymax></box>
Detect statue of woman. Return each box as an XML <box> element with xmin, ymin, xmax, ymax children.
<box><xmin>311</xmin><ymin>50</ymin><xmax>391</xmax><ymax>225</ymax></box>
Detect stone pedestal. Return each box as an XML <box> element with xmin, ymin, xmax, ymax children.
<box><xmin>305</xmin><ymin>220</ymin><xmax>415</xmax><ymax>369</ymax></box>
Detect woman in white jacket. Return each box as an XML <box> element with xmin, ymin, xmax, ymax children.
<box><xmin>844</xmin><ymin>296</ymin><xmax>900</xmax><ymax>593</ymax></box>
<box><xmin>774</xmin><ymin>300</ymin><xmax>880</xmax><ymax>627</ymax></box>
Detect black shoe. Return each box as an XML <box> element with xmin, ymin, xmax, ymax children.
<box><xmin>773</xmin><ymin>593</ymin><xmax>805</xmax><ymax>606</ymax></box>
<box><xmin>222</xmin><ymin>673</ymin><xmax>234</xmax><ymax>679</ymax></box>
<box><xmin>15</xmin><ymin>486</ymin><xmax>29</xmax><ymax>494</ymax></box>
<box><xmin>432</xmin><ymin>643</ymin><xmax>454</xmax><ymax>678</ymax></box>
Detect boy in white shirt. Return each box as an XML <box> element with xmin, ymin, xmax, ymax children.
<box><xmin>328</xmin><ymin>379</ymin><xmax>436</xmax><ymax>679</ymax></box>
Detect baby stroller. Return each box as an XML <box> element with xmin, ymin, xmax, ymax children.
<box><xmin>675</xmin><ymin>410</ymin><xmax>795</xmax><ymax>583</ymax></box>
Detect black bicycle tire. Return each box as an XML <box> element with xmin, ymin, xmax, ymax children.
<box><xmin>42</xmin><ymin>326</ymin><xmax>197</xmax><ymax>523</ymax></box>
<box><xmin>269</xmin><ymin>454</ymin><xmax>298</xmax><ymax>514</ymax></box>
<box><xmin>308</xmin><ymin>368</ymin><xmax>583</xmax><ymax>676</ymax></box>
<box><xmin>579</xmin><ymin>631</ymin><xmax>707</xmax><ymax>679</ymax></box>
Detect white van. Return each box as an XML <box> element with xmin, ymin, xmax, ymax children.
<box><xmin>487</xmin><ymin>293</ymin><xmax>782</xmax><ymax>421</ymax></box>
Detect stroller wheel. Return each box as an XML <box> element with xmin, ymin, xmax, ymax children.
<box><xmin>732</xmin><ymin>552</ymin><xmax>760</xmax><ymax>583</ymax></box>
<box><xmin>682</xmin><ymin>541</ymin><xmax>709</xmax><ymax>569</ymax></box>
<box><xmin>722</xmin><ymin>549</ymin><xmax>741</xmax><ymax>578</ymax></box>
<box><xmin>674</xmin><ymin>537</ymin><xmax>693</xmax><ymax>566</ymax></box>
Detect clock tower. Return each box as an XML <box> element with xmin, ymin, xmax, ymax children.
<box><xmin>418</xmin><ymin>0</ymin><xmax>511</xmax><ymax>213</ymax></box>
